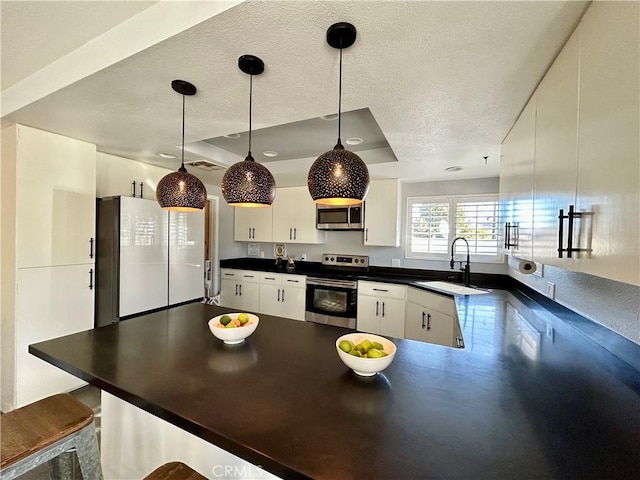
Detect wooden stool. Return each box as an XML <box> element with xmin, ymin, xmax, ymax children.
<box><xmin>143</xmin><ymin>462</ymin><xmax>207</xmax><ymax>480</ymax></box>
<box><xmin>0</xmin><ymin>393</ymin><xmax>103</xmax><ymax>480</ymax></box>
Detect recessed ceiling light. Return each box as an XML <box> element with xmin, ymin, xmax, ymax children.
<box><xmin>445</xmin><ymin>166</ymin><xmax>463</xmax><ymax>172</ymax></box>
<box><xmin>158</xmin><ymin>152</ymin><xmax>177</xmax><ymax>159</ymax></box>
<box><xmin>224</xmin><ymin>133</ymin><xmax>241</xmax><ymax>139</ymax></box>
<box><xmin>345</xmin><ymin>137</ymin><xmax>363</xmax><ymax>145</ymax></box>
<box><xmin>262</xmin><ymin>151</ymin><xmax>278</xmax><ymax>158</ymax></box>
<box><xmin>320</xmin><ymin>113</ymin><xmax>338</xmax><ymax>121</ymax></box>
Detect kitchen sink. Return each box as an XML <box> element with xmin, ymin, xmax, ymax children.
<box><xmin>416</xmin><ymin>281</ymin><xmax>490</xmax><ymax>295</ymax></box>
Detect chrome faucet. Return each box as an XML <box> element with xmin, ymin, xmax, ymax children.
<box><xmin>450</xmin><ymin>237</ymin><xmax>471</xmax><ymax>287</ymax></box>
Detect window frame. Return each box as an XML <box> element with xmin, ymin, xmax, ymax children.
<box><xmin>405</xmin><ymin>194</ymin><xmax>503</xmax><ymax>263</ymax></box>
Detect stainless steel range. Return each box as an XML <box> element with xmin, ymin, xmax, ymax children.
<box><xmin>305</xmin><ymin>254</ymin><xmax>369</xmax><ymax>329</ymax></box>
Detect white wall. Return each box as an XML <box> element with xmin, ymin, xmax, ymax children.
<box><xmin>218</xmin><ymin>177</ymin><xmax>507</xmax><ymax>274</ymax></box>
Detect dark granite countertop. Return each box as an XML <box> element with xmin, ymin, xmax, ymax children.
<box><xmin>31</xmin><ymin>290</ymin><xmax>640</xmax><ymax>479</ymax></box>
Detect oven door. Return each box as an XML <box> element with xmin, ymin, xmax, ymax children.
<box><xmin>305</xmin><ymin>278</ymin><xmax>357</xmax><ymax>328</ymax></box>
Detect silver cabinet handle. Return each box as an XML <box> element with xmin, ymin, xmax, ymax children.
<box><xmin>224</xmin><ymin>273</ymin><xmax>234</xmax><ymax>276</ymax></box>
<box><xmin>376</xmin><ymin>301</ymin><xmax>379</xmax><ymax>316</ymax></box>
<box><xmin>265</xmin><ymin>276</ymin><xmax>276</xmax><ymax>280</ymax></box>
<box><xmin>365</xmin><ymin>228</ymin><xmax>368</xmax><ymax>242</ymax></box>
<box><xmin>286</xmin><ymin>279</ymin><xmax>299</xmax><ymax>283</ymax></box>
<box><xmin>89</xmin><ymin>269</ymin><xmax>93</xmax><ymax>290</ymax></box>
<box><xmin>277</xmin><ymin>289</ymin><xmax>281</xmax><ymax>302</ymax></box>
<box><xmin>281</xmin><ymin>289</ymin><xmax>285</xmax><ymax>302</ymax></box>
<box><xmin>289</xmin><ymin>228</ymin><xmax>292</xmax><ymax>240</ymax></box>
<box><xmin>294</xmin><ymin>228</ymin><xmax>297</xmax><ymax>240</ymax></box>
<box><xmin>239</xmin><ymin>284</ymin><xmax>242</xmax><ymax>296</ymax></box>
<box><xmin>372</xmin><ymin>288</ymin><xmax>388</xmax><ymax>292</ymax></box>
<box><xmin>421</xmin><ymin>312</ymin><xmax>426</xmax><ymax>329</ymax></box>
<box><xmin>131</xmin><ymin>180</ymin><xmax>136</xmax><ymax>197</ymax></box>
<box><xmin>252</xmin><ymin>228</ymin><xmax>256</xmax><ymax>238</ymax></box>
<box><xmin>235</xmin><ymin>284</ymin><xmax>238</xmax><ymax>295</ymax></box>
<box><xmin>139</xmin><ymin>182</ymin><xmax>144</xmax><ymax>199</ymax></box>
<box><xmin>427</xmin><ymin>313</ymin><xmax>431</xmax><ymax>331</ymax></box>
<box><xmin>89</xmin><ymin>238</ymin><xmax>94</xmax><ymax>259</ymax></box>
<box><xmin>382</xmin><ymin>302</ymin><xmax>385</xmax><ymax>317</ymax></box>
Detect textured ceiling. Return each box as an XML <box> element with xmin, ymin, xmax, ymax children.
<box><xmin>0</xmin><ymin>0</ymin><xmax>590</xmax><ymax>187</ymax></box>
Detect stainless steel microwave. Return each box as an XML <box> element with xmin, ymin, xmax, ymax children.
<box><xmin>316</xmin><ymin>204</ymin><xmax>364</xmax><ymax>230</ymax></box>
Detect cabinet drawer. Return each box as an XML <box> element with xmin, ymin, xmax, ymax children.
<box><xmin>282</xmin><ymin>274</ymin><xmax>306</xmax><ymax>288</ymax></box>
<box><xmin>407</xmin><ymin>287</ymin><xmax>456</xmax><ymax>316</ymax></box>
<box><xmin>260</xmin><ymin>272</ymin><xmax>281</xmax><ymax>284</ymax></box>
<box><xmin>221</xmin><ymin>269</ymin><xmax>260</xmax><ymax>283</ymax></box>
<box><xmin>358</xmin><ymin>281</ymin><xmax>406</xmax><ymax>299</ymax></box>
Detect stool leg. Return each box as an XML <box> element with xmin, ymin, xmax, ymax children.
<box><xmin>50</xmin><ymin>451</ymin><xmax>76</xmax><ymax>478</ymax></box>
<box><xmin>74</xmin><ymin>423</ymin><xmax>103</xmax><ymax>480</ymax></box>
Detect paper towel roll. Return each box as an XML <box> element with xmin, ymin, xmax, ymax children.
<box><xmin>518</xmin><ymin>260</ymin><xmax>537</xmax><ymax>275</ymax></box>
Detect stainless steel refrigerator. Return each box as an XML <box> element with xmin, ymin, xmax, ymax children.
<box><xmin>95</xmin><ymin>196</ymin><xmax>204</xmax><ymax>327</ymax></box>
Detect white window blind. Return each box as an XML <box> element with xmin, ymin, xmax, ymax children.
<box><xmin>407</xmin><ymin>195</ymin><xmax>501</xmax><ymax>261</ymax></box>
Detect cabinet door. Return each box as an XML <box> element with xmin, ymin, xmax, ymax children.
<box><xmin>16</xmin><ymin>125</ymin><xmax>96</xmax><ymax>268</ymax></box>
<box><xmin>364</xmin><ymin>179</ymin><xmax>400</xmax><ymax>246</ymax></box>
<box><xmin>533</xmin><ymin>33</ymin><xmax>580</xmax><ymax>269</ymax></box>
<box><xmin>405</xmin><ymin>302</ymin><xmax>454</xmax><ymax>347</ymax></box>
<box><xmin>356</xmin><ymin>295</ymin><xmax>381</xmax><ymax>334</ymax></box>
<box><xmin>220</xmin><ymin>279</ymin><xmax>241</xmax><ymax>309</ymax></box>
<box><xmin>119</xmin><ymin>197</ymin><xmax>168</xmax><ymax>317</ymax></box>
<box><xmin>259</xmin><ymin>284</ymin><xmax>281</xmax><ymax>317</ymax></box>
<box><xmin>233</xmin><ymin>207</ymin><xmax>273</xmax><ymax>242</ymax></box>
<box><xmin>272</xmin><ymin>188</ymin><xmax>295</xmax><ymax>242</ymax></box>
<box><xmin>379</xmin><ymin>297</ymin><xmax>405</xmax><ymax>339</ymax></box>
<box><xmin>15</xmin><ymin>265</ymin><xmax>94</xmax><ymax>407</ymax></box>
<box><xmin>280</xmin><ymin>286</ymin><xmax>306</xmax><ymax>321</ymax></box>
<box><xmin>236</xmin><ymin>281</ymin><xmax>260</xmax><ymax>313</ymax></box>
<box><xmin>291</xmin><ymin>187</ymin><xmax>325</xmax><ymax>244</ymax></box>
<box><xmin>500</xmin><ymin>97</ymin><xmax>535</xmax><ymax>260</ymax></box>
<box><xmin>136</xmin><ymin>162</ymin><xmax>172</xmax><ymax>200</ymax></box>
<box><xmin>169</xmin><ymin>209</ymin><xmax>205</xmax><ymax>305</ymax></box>
<box><xmin>575</xmin><ymin>1</ymin><xmax>640</xmax><ymax>286</ymax></box>
<box><xmin>96</xmin><ymin>152</ymin><xmax>137</xmax><ymax>198</ymax></box>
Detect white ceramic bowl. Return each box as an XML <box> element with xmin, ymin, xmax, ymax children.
<box><xmin>335</xmin><ymin>333</ymin><xmax>396</xmax><ymax>377</ymax></box>
<box><xmin>208</xmin><ymin>313</ymin><xmax>259</xmax><ymax>345</ymax></box>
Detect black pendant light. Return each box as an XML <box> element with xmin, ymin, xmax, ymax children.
<box><xmin>221</xmin><ymin>55</ymin><xmax>276</xmax><ymax>207</ymax></box>
<box><xmin>308</xmin><ymin>22</ymin><xmax>370</xmax><ymax>206</ymax></box>
<box><xmin>156</xmin><ymin>80</ymin><xmax>207</xmax><ymax>212</ymax></box>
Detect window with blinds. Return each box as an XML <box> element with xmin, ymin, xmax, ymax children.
<box><xmin>407</xmin><ymin>195</ymin><xmax>501</xmax><ymax>261</ymax></box>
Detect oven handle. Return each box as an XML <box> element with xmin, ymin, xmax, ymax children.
<box><xmin>306</xmin><ymin>277</ymin><xmax>357</xmax><ymax>289</ymax></box>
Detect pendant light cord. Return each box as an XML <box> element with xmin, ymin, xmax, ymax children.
<box><xmin>337</xmin><ymin>45</ymin><xmax>343</xmax><ymax>145</ymax></box>
<box><xmin>181</xmin><ymin>92</ymin><xmax>186</xmax><ymax>168</ymax></box>
<box><xmin>248</xmin><ymin>73</ymin><xmax>253</xmax><ymax>157</ymax></box>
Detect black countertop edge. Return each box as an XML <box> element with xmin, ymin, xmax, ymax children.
<box><xmin>29</xmin><ymin>342</ymin><xmax>312</xmax><ymax>480</ymax></box>
<box><xmin>220</xmin><ymin>258</ymin><xmax>639</xmax><ymax>371</ymax></box>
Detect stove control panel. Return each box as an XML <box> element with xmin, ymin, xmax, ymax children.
<box><xmin>322</xmin><ymin>254</ymin><xmax>369</xmax><ymax>268</ymax></box>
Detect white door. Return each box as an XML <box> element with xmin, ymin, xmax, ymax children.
<box><xmin>378</xmin><ymin>297</ymin><xmax>406</xmax><ymax>339</ymax></box>
<box><xmin>96</xmin><ymin>152</ymin><xmax>138</xmax><ymax>198</ymax></box>
<box><xmin>16</xmin><ymin>125</ymin><xmax>96</xmax><ymax>268</ymax></box>
<box><xmin>169</xmin><ymin>209</ymin><xmax>205</xmax><ymax>305</ymax></box>
<box><xmin>364</xmin><ymin>179</ymin><xmax>400</xmax><ymax>246</ymax></box>
<box><xmin>119</xmin><ymin>197</ymin><xmax>168</xmax><ymax>317</ymax></box>
<box><xmin>15</xmin><ymin>265</ymin><xmax>94</xmax><ymax>407</ymax></box>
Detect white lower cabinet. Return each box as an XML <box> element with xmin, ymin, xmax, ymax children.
<box><xmin>259</xmin><ymin>273</ymin><xmax>306</xmax><ymax>321</ymax></box>
<box><xmin>220</xmin><ymin>270</ymin><xmax>260</xmax><ymax>312</ymax></box>
<box><xmin>404</xmin><ymin>288</ymin><xmax>458</xmax><ymax>348</ymax></box>
<box><xmin>12</xmin><ymin>265</ymin><xmax>94</xmax><ymax>408</ymax></box>
<box><xmin>357</xmin><ymin>281</ymin><xmax>406</xmax><ymax>338</ymax></box>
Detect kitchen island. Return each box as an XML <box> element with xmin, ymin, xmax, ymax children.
<box><xmin>31</xmin><ymin>290</ymin><xmax>640</xmax><ymax>479</ymax></box>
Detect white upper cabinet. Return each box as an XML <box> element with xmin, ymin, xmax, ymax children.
<box><xmin>532</xmin><ymin>33</ymin><xmax>580</xmax><ymax>270</ymax></box>
<box><xmin>272</xmin><ymin>186</ymin><xmax>325</xmax><ymax>244</ymax></box>
<box><xmin>96</xmin><ymin>152</ymin><xmax>173</xmax><ymax>200</ymax></box>
<box><xmin>574</xmin><ymin>1</ymin><xmax>639</xmax><ymax>286</ymax></box>
<box><xmin>13</xmin><ymin>125</ymin><xmax>96</xmax><ymax>268</ymax></box>
<box><xmin>364</xmin><ymin>179</ymin><xmax>401</xmax><ymax>247</ymax></box>
<box><xmin>233</xmin><ymin>206</ymin><xmax>273</xmax><ymax>242</ymax></box>
<box><xmin>500</xmin><ymin>96</ymin><xmax>536</xmax><ymax>261</ymax></box>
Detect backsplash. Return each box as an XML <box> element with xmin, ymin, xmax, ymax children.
<box><xmin>508</xmin><ymin>256</ymin><xmax>640</xmax><ymax>346</ymax></box>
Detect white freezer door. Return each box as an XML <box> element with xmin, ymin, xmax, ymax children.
<box><xmin>119</xmin><ymin>197</ymin><xmax>168</xmax><ymax>317</ymax></box>
<box><xmin>169</xmin><ymin>210</ymin><xmax>205</xmax><ymax>305</ymax></box>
